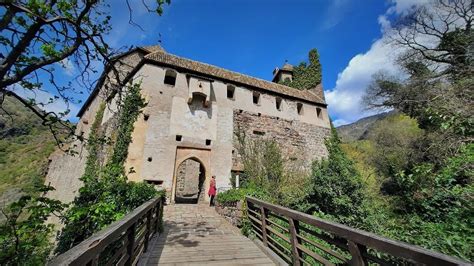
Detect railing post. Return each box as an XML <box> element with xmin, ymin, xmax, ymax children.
<box><xmin>144</xmin><ymin>209</ymin><xmax>152</xmax><ymax>252</ymax></box>
<box><xmin>260</xmin><ymin>206</ymin><xmax>268</xmax><ymax>247</ymax></box>
<box><xmin>154</xmin><ymin>199</ymin><xmax>161</xmax><ymax>234</ymax></box>
<box><xmin>125</xmin><ymin>222</ymin><xmax>137</xmax><ymax>266</ymax></box>
<box><xmin>348</xmin><ymin>240</ymin><xmax>368</xmax><ymax>266</ymax></box>
<box><xmin>289</xmin><ymin>218</ymin><xmax>302</xmax><ymax>266</ymax></box>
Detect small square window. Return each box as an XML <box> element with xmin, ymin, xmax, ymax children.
<box><xmin>316</xmin><ymin>108</ymin><xmax>322</xmax><ymax>118</ymax></box>
<box><xmin>297</xmin><ymin>103</ymin><xmax>303</xmax><ymax>115</ymax></box>
<box><xmin>176</xmin><ymin>135</ymin><xmax>182</xmax><ymax>141</ymax></box>
<box><xmin>276</xmin><ymin>97</ymin><xmax>282</xmax><ymax>111</ymax></box>
<box><xmin>164</xmin><ymin>70</ymin><xmax>177</xmax><ymax>86</ymax></box>
<box><xmin>253</xmin><ymin>92</ymin><xmax>260</xmax><ymax>105</ymax></box>
<box><xmin>206</xmin><ymin>139</ymin><xmax>211</xmax><ymax>145</ymax></box>
<box><xmin>227</xmin><ymin>85</ymin><xmax>235</xmax><ymax>99</ymax></box>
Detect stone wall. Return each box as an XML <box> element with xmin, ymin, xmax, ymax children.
<box><xmin>175</xmin><ymin>159</ymin><xmax>204</xmax><ymax>202</ymax></box>
<box><xmin>233</xmin><ymin>110</ymin><xmax>330</xmax><ymax>169</ymax></box>
<box><xmin>215</xmin><ymin>201</ymin><xmax>243</xmax><ymax>227</ymax></box>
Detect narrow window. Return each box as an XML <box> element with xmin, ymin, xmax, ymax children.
<box><xmin>316</xmin><ymin>108</ymin><xmax>322</xmax><ymax>118</ymax></box>
<box><xmin>227</xmin><ymin>85</ymin><xmax>235</xmax><ymax>99</ymax></box>
<box><xmin>253</xmin><ymin>130</ymin><xmax>265</xmax><ymax>136</ymax></box>
<box><xmin>164</xmin><ymin>69</ymin><xmax>177</xmax><ymax>86</ymax></box>
<box><xmin>297</xmin><ymin>103</ymin><xmax>303</xmax><ymax>115</ymax></box>
<box><xmin>206</xmin><ymin>139</ymin><xmax>212</xmax><ymax>146</ymax></box>
<box><xmin>253</xmin><ymin>91</ymin><xmax>260</xmax><ymax>105</ymax></box>
<box><xmin>276</xmin><ymin>97</ymin><xmax>282</xmax><ymax>111</ymax></box>
<box><xmin>176</xmin><ymin>135</ymin><xmax>182</xmax><ymax>141</ymax></box>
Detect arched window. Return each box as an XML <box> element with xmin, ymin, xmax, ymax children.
<box><xmin>164</xmin><ymin>69</ymin><xmax>177</xmax><ymax>86</ymax></box>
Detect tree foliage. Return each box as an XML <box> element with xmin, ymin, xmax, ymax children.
<box><xmin>280</xmin><ymin>48</ymin><xmax>322</xmax><ymax>90</ymax></box>
<box><xmin>0</xmin><ymin>185</ymin><xmax>66</xmax><ymax>265</ymax></box>
<box><xmin>0</xmin><ymin>0</ymin><xmax>170</xmax><ymax>143</ymax></box>
<box><xmin>307</xmin><ymin>128</ymin><xmax>367</xmax><ymax>225</ymax></box>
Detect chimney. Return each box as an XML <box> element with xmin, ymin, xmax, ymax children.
<box><xmin>272</xmin><ymin>61</ymin><xmax>294</xmax><ymax>83</ymax></box>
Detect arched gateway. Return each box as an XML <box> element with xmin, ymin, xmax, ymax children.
<box><xmin>174</xmin><ymin>158</ymin><xmax>206</xmax><ymax>203</ymax></box>
<box><xmin>172</xmin><ymin>147</ymin><xmax>211</xmax><ymax>204</ymax></box>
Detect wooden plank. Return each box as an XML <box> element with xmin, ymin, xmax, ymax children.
<box><xmin>297</xmin><ymin>243</ymin><xmax>334</xmax><ymax>266</ymax></box>
<box><xmin>267</xmin><ymin>238</ymin><xmax>292</xmax><ymax>263</ymax></box>
<box><xmin>125</xmin><ymin>223</ymin><xmax>136</xmax><ymax>266</ymax></box>
<box><xmin>289</xmin><ymin>218</ymin><xmax>301</xmax><ymax>266</ymax></box>
<box><xmin>265</xmin><ymin>217</ymin><xmax>289</xmax><ymax>233</ymax></box>
<box><xmin>49</xmin><ymin>197</ymin><xmax>162</xmax><ymax>265</ymax></box>
<box><xmin>298</xmin><ymin>232</ymin><xmax>348</xmax><ymax>262</ymax></box>
<box><xmin>247</xmin><ymin>196</ymin><xmax>468</xmax><ymax>266</ymax></box>
<box><xmin>260</xmin><ymin>206</ymin><xmax>268</xmax><ymax>247</ymax></box>
<box><xmin>348</xmin><ymin>240</ymin><xmax>368</xmax><ymax>266</ymax></box>
<box><xmin>266</xmin><ymin>224</ymin><xmax>291</xmax><ymax>243</ymax></box>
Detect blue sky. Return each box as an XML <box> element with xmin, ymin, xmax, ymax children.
<box><xmin>20</xmin><ymin>0</ymin><xmax>425</xmax><ymax>125</ymax></box>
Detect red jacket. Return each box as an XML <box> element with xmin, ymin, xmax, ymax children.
<box><xmin>208</xmin><ymin>179</ymin><xmax>217</xmax><ymax>196</ymax></box>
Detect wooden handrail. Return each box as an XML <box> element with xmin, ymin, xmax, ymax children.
<box><xmin>246</xmin><ymin>196</ymin><xmax>470</xmax><ymax>266</ymax></box>
<box><xmin>49</xmin><ymin>196</ymin><xmax>164</xmax><ymax>266</ymax></box>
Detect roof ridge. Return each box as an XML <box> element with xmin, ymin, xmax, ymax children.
<box><xmin>144</xmin><ymin>50</ymin><xmax>326</xmax><ymax>105</ymax></box>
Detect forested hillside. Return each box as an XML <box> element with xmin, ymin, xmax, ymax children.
<box><xmin>0</xmin><ymin>96</ymin><xmax>57</xmax><ymax>203</ymax></box>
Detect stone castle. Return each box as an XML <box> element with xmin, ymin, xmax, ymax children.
<box><xmin>45</xmin><ymin>45</ymin><xmax>331</xmax><ymax>204</ymax></box>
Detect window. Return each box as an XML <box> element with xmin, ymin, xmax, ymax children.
<box><xmin>253</xmin><ymin>130</ymin><xmax>265</xmax><ymax>136</ymax></box>
<box><xmin>206</xmin><ymin>139</ymin><xmax>212</xmax><ymax>146</ymax></box>
<box><xmin>276</xmin><ymin>97</ymin><xmax>282</xmax><ymax>111</ymax></box>
<box><xmin>164</xmin><ymin>69</ymin><xmax>177</xmax><ymax>86</ymax></box>
<box><xmin>227</xmin><ymin>85</ymin><xmax>235</xmax><ymax>99</ymax></box>
<box><xmin>297</xmin><ymin>103</ymin><xmax>303</xmax><ymax>115</ymax></box>
<box><xmin>253</xmin><ymin>91</ymin><xmax>260</xmax><ymax>105</ymax></box>
<box><xmin>316</xmin><ymin>108</ymin><xmax>322</xmax><ymax>118</ymax></box>
<box><xmin>176</xmin><ymin>135</ymin><xmax>182</xmax><ymax>141</ymax></box>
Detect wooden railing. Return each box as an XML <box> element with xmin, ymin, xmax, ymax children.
<box><xmin>246</xmin><ymin>196</ymin><xmax>469</xmax><ymax>266</ymax></box>
<box><xmin>49</xmin><ymin>196</ymin><xmax>164</xmax><ymax>266</ymax></box>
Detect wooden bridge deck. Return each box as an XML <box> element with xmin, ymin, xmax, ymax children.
<box><xmin>138</xmin><ymin>204</ymin><xmax>275</xmax><ymax>265</ymax></box>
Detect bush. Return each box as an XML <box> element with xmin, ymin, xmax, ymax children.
<box><xmin>0</xmin><ymin>185</ymin><xmax>65</xmax><ymax>265</ymax></box>
<box><xmin>307</xmin><ymin>127</ymin><xmax>367</xmax><ymax>226</ymax></box>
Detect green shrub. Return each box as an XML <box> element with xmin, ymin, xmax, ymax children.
<box><xmin>307</xmin><ymin>127</ymin><xmax>367</xmax><ymax>226</ymax></box>
<box><xmin>0</xmin><ymin>185</ymin><xmax>65</xmax><ymax>265</ymax></box>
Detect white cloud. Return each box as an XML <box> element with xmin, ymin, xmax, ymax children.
<box><xmin>10</xmin><ymin>86</ymin><xmax>80</xmax><ymax>121</ymax></box>
<box><xmin>59</xmin><ymin>58</ymin><xmax>75</xmax><ymax>76</ymax></box>
<box><xmin>325</xmin><ymin>0</ymin><xmax>429</xmax><ymax>126</ymax></box>
<box><xmin>321</xmin><ymin>0</ymin><xmax>352</xmax><ymax>30</ymax></box>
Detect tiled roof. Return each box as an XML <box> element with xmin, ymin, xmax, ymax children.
<box><xmin>145</xmin><ymin>50</ymin><xmax>326</xmax><ymax>105</ymax></box>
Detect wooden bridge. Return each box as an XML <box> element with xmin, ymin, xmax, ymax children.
<box><xmin>49</xmin><ymin>196</ymin><xmax>469</xmax><ymax>266</ymax></box>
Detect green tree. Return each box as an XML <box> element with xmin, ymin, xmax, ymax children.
<box><xmin>280</xmin><ymin>48</ymin><xmax>322</xmax><ymax>90</ymax></box>
<box><xmin>307</xmin><ymin>128</ymin><xmax>367</xmax><ymax>225</ymax></box>
<box><xmin>0</xmin><ymin>0</ymin><xmax>170</xmax><ymax>142</ymax></box>
<box><xmin>0</xmin><ymin>185</ymin><xmax>65</xmax><ymax>265</ymax></box>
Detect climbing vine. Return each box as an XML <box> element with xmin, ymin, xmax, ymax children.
<box><xmin>56</xmin><ymin>83</ymin><xmax>160</xmax><ymax>254</ymax></box>
<box><xmin>82</xmin><ymin>102</ymin><xmax>106</xmax><ymax>183</ymax></box>
<box><xmin>280</xmin><ymin>48</ymin><xmax>322</xmax><ymax>90</ymax></box>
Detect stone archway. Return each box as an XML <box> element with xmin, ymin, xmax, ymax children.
<box><xmin>172</xmin><ymin>148</ymin><xmax>211</xmax><ymax>203</ymax></box>
<box><xmin>174</xmin><ymin>158</ymin><xmax>206</xmax><ymax>203</ymax></box>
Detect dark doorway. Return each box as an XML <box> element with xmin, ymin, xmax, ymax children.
<box><xmin>175</xmin><ymin>158</ymin><xmax>206</xmax><ymax>204</ymax></box>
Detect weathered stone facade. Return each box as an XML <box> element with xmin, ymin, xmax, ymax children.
<box><xmin>233</xmin><ymin>110</ymin><xmax>330</xmax><ymax>169</ymax></box>
<box><xmin>45</xmin><ymin>46</ymin><xmax>331</xmax><ymax>204</ymax></box>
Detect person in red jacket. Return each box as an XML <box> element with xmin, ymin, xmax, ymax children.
<box><xmin>208</xmin><ymin>175</ymin><xmax>217</xmax><ymax>206</ymax></box>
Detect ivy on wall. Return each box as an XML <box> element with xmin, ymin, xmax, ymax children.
<box><xmin>56</xmin><ymin>83</ymin><xmax>161</xmax><ymax>254</ymax></box>
<box><xmin>280</xmin><ymin>48</ymin><xmax>322</xmax><ymax>90</ymax></box>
